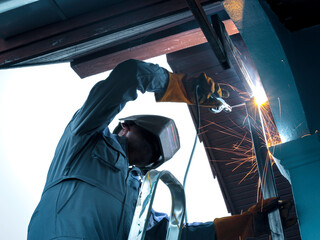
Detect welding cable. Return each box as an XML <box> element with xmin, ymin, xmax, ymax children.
<box><xmin>182</xmin><ymin>84</ymin><xmax>201</xmax><ymax>225</ymax></box>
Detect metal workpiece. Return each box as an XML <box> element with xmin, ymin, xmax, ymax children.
<box><xmin>223</xmin><ymin>0</ymin><xmax>310</xmax><ymax>142</ymax></box>
<box><xmin>245</xmin><ymin>98</ymin><xmax>285</xmax><ymax>240</ymax></box>
<box><xmin>128</xmin><ymin>170</ymin><xmax>186</xmax><ymax>240</ymax></box>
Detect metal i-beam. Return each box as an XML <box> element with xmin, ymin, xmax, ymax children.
<box><xmin>185</xmin><ymin>0</ymin><xmax>230</xmax><ymax>69</ymax></box>
<box><xmin>245</xmin><ymin>98</ymin><xmax>285</xmax><ymax>240</ymax></box>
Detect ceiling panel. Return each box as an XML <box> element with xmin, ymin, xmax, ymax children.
<box><xmin>0</xmin><ymin>0</ymin><xmax>62</xmax><ymax>38</ymax></box>
<box><xmin>55</xmin><ymin>0</ymin><xmax>122</xmax><ymax>18</ymax></box>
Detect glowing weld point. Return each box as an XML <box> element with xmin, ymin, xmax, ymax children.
<box><xmin>253</xmin><ymin>87</ymin><xmax>268</xmax><ymax>106</ymax></box>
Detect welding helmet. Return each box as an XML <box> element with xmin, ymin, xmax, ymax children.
<box><xmin>113</xmin><ymin>115</ymin><xmax>180</xmax><ymax>171</ymax></box>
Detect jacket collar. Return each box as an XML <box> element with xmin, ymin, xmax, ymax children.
<box><xmin>103</xmin><ymin>127</ymin><xmax>128</xmax><ymax>158</ymax></box>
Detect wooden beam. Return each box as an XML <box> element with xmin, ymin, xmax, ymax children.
<box><xmin>0</xmin><ymin>0</ymin><xmax>220</xmax><ymax>68</ymax></box>
<box><xmin>72</xmin><ymin>28</ymin><xmax>207</xmax><ymax>78</ymax></box>
<box><xmin>223</xmin><ymin>19</ymin><xmax>239</xmax><ymax>36</ymax></box>
<box><xmin>71</xmin><ymin>19</ymin><xmax>238</xmax><ymax>78</ymax></box>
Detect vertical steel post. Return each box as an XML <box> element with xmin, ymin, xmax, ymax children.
<box><xmin>185</xmin><ymin>0</ymin><xmax>230</xmax><ymax>69</ymax></box>
<box><xmin>245</xmin><ymin>98</ymin><xmax>285</xmax><ymax>240</ymax></box>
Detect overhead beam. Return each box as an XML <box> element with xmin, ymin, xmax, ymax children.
<box><xmin>0</xmin><ymin>0</ymin><xmax>222</xmax><ymax>68</ymax></box>
<box><xmin>72</xmin><ymin>28</ymin><xmax>206</xmax><ymax>78</ymax></box>
<box><xmin>0</xmin><ymin>0</ymin><xmax>164</xmax><ymax>51</ymax></box>
<box><xmin>71</xmin><ymin>19</ymin><xmax>238</xmax><ymax>78</ymax></box>
<box><xmin>71</xmin><ymin>20</ymin><xmax>239</xmax><ymax>78</ymax></box>
<box><xmin>185</xmin><ymin>0</ymin><xmax>230</xmax><ymax>69</ymax></box>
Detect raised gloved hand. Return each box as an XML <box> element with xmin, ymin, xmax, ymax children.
<box><xmin>213</xmin><ymin>197</ymin><xmax>297</xmax><ymax>240</ymax></box>
<box><xmin>156</xmin><ymin>72</ymin><xmax>229</xmax><ymax>108</ymax></box>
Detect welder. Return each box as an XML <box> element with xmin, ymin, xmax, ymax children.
<box><xmin>27</xmin><ymin>59</ymin><xmax>293</xmax><ymax>240</ymax></box>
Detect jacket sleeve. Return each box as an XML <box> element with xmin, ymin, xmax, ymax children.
<box><xmin>145</xmin><ymin>210</ymin><xmax>216</xmax><ymax>240</ymax></box>
<box><xmin>69</xmin><ymin>59</ymin><xmax>169</xmax><ymax>135</ymax></box>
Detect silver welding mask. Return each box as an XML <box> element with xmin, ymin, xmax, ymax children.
<box><xmin>113</xmin><ymin>115</ymin><xmax>180</xmax><ymax>171</ymax></box>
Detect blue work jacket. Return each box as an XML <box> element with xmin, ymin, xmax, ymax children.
<box><xmin>27</xmin><ymin>59</ymin><xmax>215</xmax><ymax>240</ymax></box>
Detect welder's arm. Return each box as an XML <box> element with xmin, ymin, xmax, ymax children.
<box><xmin>70</xmin><ymin>59</ymin><xmax>169</xmax><ymax>135</ymax></box>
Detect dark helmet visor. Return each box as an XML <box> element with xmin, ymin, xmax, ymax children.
<box><xmin>113</xmin><ymin>115</ymin><xmax>180</xmax><ymax>171</ymax></box>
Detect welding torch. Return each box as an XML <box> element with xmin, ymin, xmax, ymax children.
<box><xmin>209</xmin><ymin>93</ymin><xmax>232</xmax><ymax>113</ymax></box>
<box><xmin>209</xmin><ymin>93</ymin><xmax>246</xmax><ymax>114</ymax></box>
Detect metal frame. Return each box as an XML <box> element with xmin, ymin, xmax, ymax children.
<box><xmin>128</xmin><ymin>170</ymin><xmax>186</xmax><ymax>240</ymax></box>
<box><xmin>0</xmin><ymin>2</ymin><xmax>223</xmax><ymax>68</ymax></box>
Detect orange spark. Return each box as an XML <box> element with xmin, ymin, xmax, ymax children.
<box><xmin>206</xmin><ymin>101</ymin><xmax>281</xmax><ymax>188</ymax></box>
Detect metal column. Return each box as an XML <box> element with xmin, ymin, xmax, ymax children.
<box><xmin>245</xmin><ymin>98</ymin><xmax>285</xmax><ymax>240</ymax></box>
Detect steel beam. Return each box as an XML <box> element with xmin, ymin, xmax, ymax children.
<box><xmin>0</xmin><ymin>1</ymin><xmax>223</xmax><ymax>68</ymax></box>
<box><xmin>185</xmin><ymin>0</ymin><xmax>229</xmax><ymax>69</ymax></box>
<box><xmin>245</xmin><ymin>98</ymin><xmax>285</xmax><ymax>240</ymax></box>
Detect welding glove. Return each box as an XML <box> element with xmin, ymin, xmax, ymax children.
<box><xmin>213</xmin><ymin>197</ymin><xmax>296</xmax><ymax>240</ymax></box>
<box><xmin>156</xmin><ymin>72</ymin><xmax>229</xmax><ymax>107</ymax></box>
